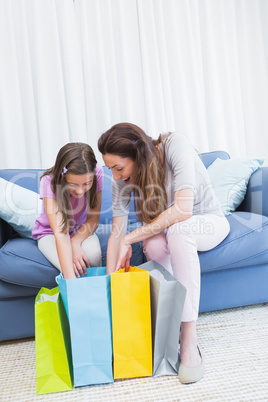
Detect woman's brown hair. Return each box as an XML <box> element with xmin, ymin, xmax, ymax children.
<box><xmin>98</xmin><ymin>123</ymin><xmax>168</xmax><ymax>223</ymax></box>
<box><xmin>42</xmin><ymin>142</ymin><xmax>98</xmax><ymax>233</ymax></box>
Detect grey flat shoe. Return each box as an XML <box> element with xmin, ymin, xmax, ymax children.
<box><xmin>178</xmin><ymin>346</ymin><xmax>205</xmax><ymax>384</ymax></box>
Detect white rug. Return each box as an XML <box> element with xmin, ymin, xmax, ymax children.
<box><xmin>1</xmin><ymin>303</ymin><xmax>268</xmax><ymax>401</ymax></box>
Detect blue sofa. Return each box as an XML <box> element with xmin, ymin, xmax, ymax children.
<box><xmin>0</xmin><ymin>151</ymin><xmax>268</xmax><ymax>341</ymax></box>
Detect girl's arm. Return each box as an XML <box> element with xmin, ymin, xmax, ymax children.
<box><xmin>106</xmin><ymin>215</ymin><xmax>128</xmax><ymax>274</ymax></box>
<box><xmin>71</xmin><ymin>191</ymin><xmax>102</xmax><ymax>274</ymax></box>
<box><xmin>115</xmin><ymin>188</ymin><xmax>194</xmax><ymax>271</ymax></box>
<box><xmin>43</xmin><ymin>197</ymin><xmax>76</xmax><ymax>279</ymax></box>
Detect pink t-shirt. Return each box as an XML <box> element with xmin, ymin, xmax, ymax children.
<box><xmin>32</xmin><ymin>164</ymin><xmax>103</xmax><ymax>240</ymax></box>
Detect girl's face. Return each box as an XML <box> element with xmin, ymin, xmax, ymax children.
<box><xmin>103</xmin><ymin>154</ymin><xmax>136</xmax><ymax>184</ymax></box>
<box><xmin>65</xmin><ymin>172</ymin><xmax>94</xmax><ymax>198</ymax></box>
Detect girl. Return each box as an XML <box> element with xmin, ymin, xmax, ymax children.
<box><xmin>98</xmin><ymin>123</ymin><xmax>230</xmax><ymax>384</ymax></box>
<box><xmin>32</xmin><ymin>143</ymin><xmax>103</xmax><ymax>280</ymax></box>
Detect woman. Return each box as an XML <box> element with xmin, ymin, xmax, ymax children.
<box><xmin>98</xmin><ymin>122</ymin><xmax>230</xmax><ymax>384</ymax></box>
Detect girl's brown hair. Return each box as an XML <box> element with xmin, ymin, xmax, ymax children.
<box><xmin>43</xmin><ymin>142</ymin><xmax>98</xmax><ymax>233</ymax></box>
<box><xmin>98</xmin><ymin>123</ymin><xmax>168</xmax><ymax>223</ymax></box>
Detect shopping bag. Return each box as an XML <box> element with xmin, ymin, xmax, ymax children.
<box><xmin>35</xmin><ymin>287</ymin><xmax>73</xmax><ymax>394</ymax></box>
<box><xmin>56</xmin><ymin>267</ymin><xmax>113</xmax><ymax>387</ymax></box>
<box><xmin>111</xmin><ymin>266</ymin><xmax>152</xmax><ymax>379</ymax></box>
<box><xmin>139</xmin><ymin>260</ymin><xmax>187</xmax><ymax>376</ymax></box>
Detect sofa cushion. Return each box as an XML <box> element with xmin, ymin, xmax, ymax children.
<box><xmin>0</xmin><ymin>225</ymin><xmax>145</xmax><ymax>290</ymax></box>
<box><xmin>0</xmin><ymin>238</ymin><xmax>59</xmax><ymax>288</ymax></box>
<box><xmin>199</xmin><ymin>211</ymin><xmax>268</xmax><ymax>273</ymax></box>
<box><xmin>0</xmin><ymin>279</ymin><xmax>40</xmax><ymax>299</ymax></box>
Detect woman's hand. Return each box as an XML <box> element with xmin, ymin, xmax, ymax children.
<box><xmin>71</xmin><ymin>241</ymin><xmax>90</xmax><ymax>277</ymax></box>
<box><xmin>115</xmin><ymin>238</ymin><xmax>132</xmax><ymax>272</ymax></box>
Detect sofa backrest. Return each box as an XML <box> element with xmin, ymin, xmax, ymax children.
<box><xmin>0</xmin><ymin>150</ymin><xmax>230</xmax><ymax>231</ymax></box>
<box><xmin>199</xmin><ymin>150</ymin><xmax>230</xmax><ymax>168</ymax></box>
<box><xmin>0</xmin><ymin>167</ymin><xmax>139</xmax><ymax>226</ymax></box>
<box><xmin>99</xmin><ymin>150</ymin><xmax>231</xmax><ymax>224</ymax></box>
<box><xmin>0</xmin><ymin>169</ymin><xmax>44</xmax><ymax>193</ymax></box>
<box><xmin>99</xmin><ymin>166</ymin><xmax>138</xmax><ymax>224</ymax></box>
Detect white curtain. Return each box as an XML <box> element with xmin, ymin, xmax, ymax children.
<box><xmin>74</xmin><ymin>0</ymin><xmax>147</xmax><ymax>162</ymax></box>
<box><xmin>0</xmin><ymin>0</ymin><xmax>267</xmax><ymax>168</ymax></box>
<box><xmin>0</xmin><ymin>0</ymin><xmax>87</xmax><ymax>168</ymax></box>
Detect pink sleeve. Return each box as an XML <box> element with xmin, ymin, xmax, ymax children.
<box><xmin>95</xmin><ymin>164</ymin><xmax>103</xmax><ymax>192</ymax></box>
<box><xmin>39</xmin><ymin>175</ymin><xmax>56</xmax><ymax>199</ymax></box>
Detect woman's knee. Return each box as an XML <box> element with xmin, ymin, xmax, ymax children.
<box><xmin>166</xmin><ymin>221</ymin><xmax>197</xmax><ymax>251</ymax></box>
<box><xmin>143</xmin><ymin>233</ymin><xmax>168</xmax><ymax>261</ymax></box>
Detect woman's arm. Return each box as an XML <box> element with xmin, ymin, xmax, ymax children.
<box><xmin>106</xmin><ymin>215</ymin><xmax>128</xmax><ymax>274</ymax></box>
<box><xmin>43</xmin><ymin>197</ymin><xmax>75</xmax><ymax>279</ymax></box>
<box><xmin>115</xmin><ymin>188</ymin><xmax>194</xmax><ymax>271</ymax></box>
<box><xmin>71</xmin><ymin>191</ymin><xmax>102</xmax><ymax>274</ymax></box>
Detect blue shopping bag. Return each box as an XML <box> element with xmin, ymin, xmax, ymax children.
<box><xmin>56</xmin><ymin>267</ymin><xmax>113</xmax><ymax>387</ymax></box>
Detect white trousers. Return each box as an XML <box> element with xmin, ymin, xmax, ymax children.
<box><xmin>143</xmin><ymin>214</ymin><xmax>230</xmax><ymax>322</ymax></box>
<box><xmin>38</xmin><ymin>233</ymin><xmax>102</xmax><ymax>272</ymax></box>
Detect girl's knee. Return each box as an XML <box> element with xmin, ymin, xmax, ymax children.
<box><xmin>82</xmin><ymin>234</ymin><xmax>102</xmax><ymax>267</ymax></box>
<box><xmin>89</xmin><ymin>251</ymin><xmax>102</xmax><ymax>267</ymax></box>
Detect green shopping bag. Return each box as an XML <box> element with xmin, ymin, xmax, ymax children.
<box><xmin>35</xmin><ymin>287</ymin><xmax>73</xmax><ymax>394</ymax></box>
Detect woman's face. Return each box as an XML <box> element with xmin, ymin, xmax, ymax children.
<box><xmin>103</xmin><ymin>154</ymin><xmax>136</xmax><ymax>184</ymax></box>
<box><xmin>65</xmin><ymin>172</ymin><xmax>94</xmax><ymax>198</ymax></box>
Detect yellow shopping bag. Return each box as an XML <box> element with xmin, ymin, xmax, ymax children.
<box><xmin>111</xmin><ymin>266</ymin><xmax>152</xmax><ymax>379</ymax></box>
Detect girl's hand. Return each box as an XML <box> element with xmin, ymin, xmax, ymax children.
<box><xmin>115</xmin><ymin>239</ymin><xmax>132</xmax><ymax>272</ymax></box>
<box><xmin>71</xmin><ymin>243</ymin><xmax>90</xmax><ymax>277</ymax></box>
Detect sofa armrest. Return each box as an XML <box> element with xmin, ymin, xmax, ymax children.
<box><xmin>239</xmin><ymin>167</ymin><xmax>268</xmax><ymax>217</ymax></box>
<box><xmin>0</xmin><ymin>219</ymin><xmax>14</xmax><ymax>247</ymax></box>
